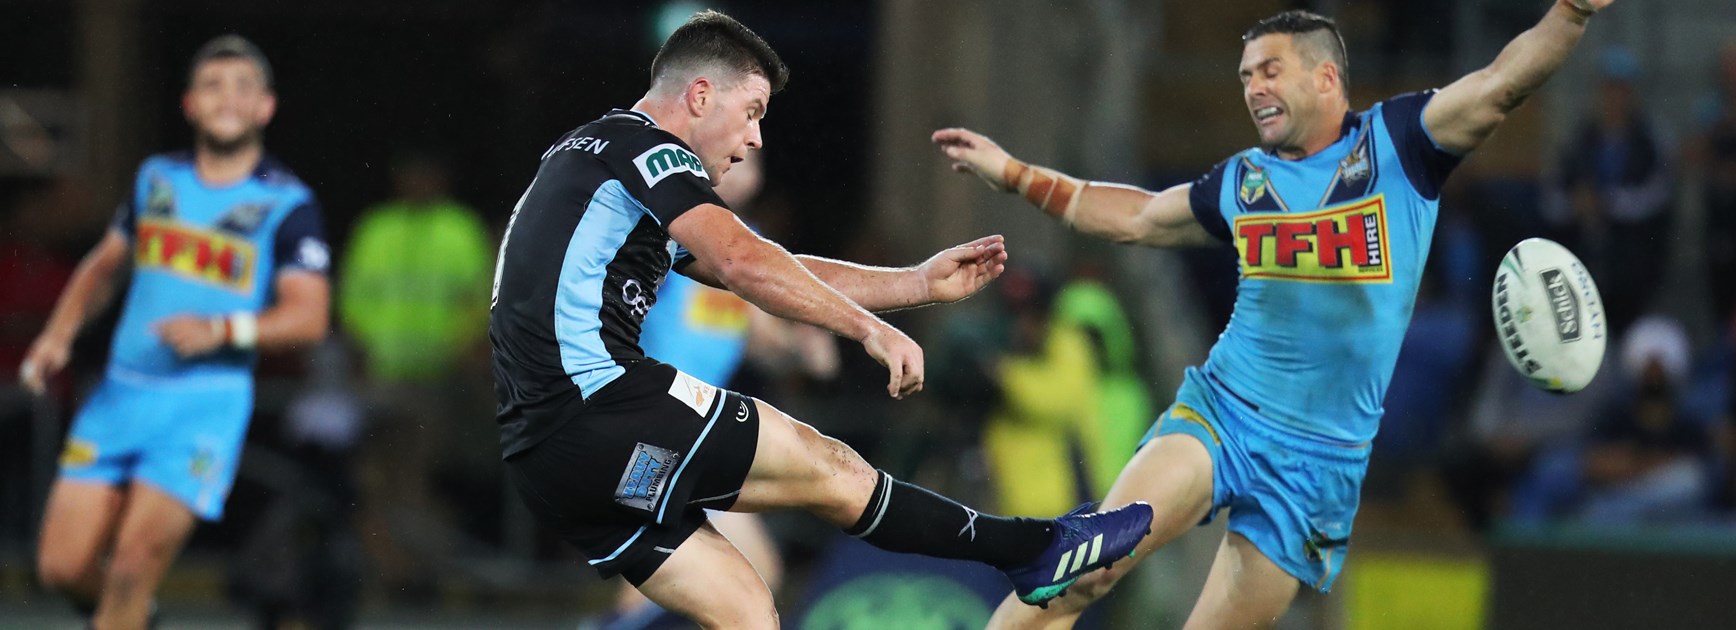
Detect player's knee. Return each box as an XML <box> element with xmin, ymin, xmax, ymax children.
<box><xmin>791</xmin><ymin>423</ymin><xmax>873</xmax><ymax>507</ymax></box>
<box><xmin>105</xmin><ymin>535</ymin><xmax>178</xmax><ymax>586</ymax></box>
<box><xmin>36</xmin><ymin>552</ymin><xmax>95</xmax><ymax>594</ymax></box>
<box><xmin>692</xmin><ymin>583</ymin><xmax>778</xmax><ymax>629</ymax></box>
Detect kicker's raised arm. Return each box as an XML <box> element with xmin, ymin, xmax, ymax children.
<box><xmin>793</xmin><ymin>234</ymin><xmax>1008</xmax><ymax>312</ymax></box>
<box><xmin>1422</xmin><ymin>0</ymin><xmax>1611</xmax><ymax>155</ymax></box>
<box><xmin>932</xmin><ymin>128</ymin><xmax>1217</xmax><ymax>248</ymax></box>
<box><xmin>669</xmin><ymin>203</ymin><xmax>928</xmax><ymax>398</ymax></box>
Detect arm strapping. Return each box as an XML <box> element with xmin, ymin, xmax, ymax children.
<box><xmin>1000</xmin><ymin>160</ymin><xmax>1089</xmax><ymax>226</ymax></box>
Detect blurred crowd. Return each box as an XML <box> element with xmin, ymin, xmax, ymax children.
<box><xmin>2</xmin><ymin>22</ymin><xmax>1735</xmax><ymax>630</ymax></box>
<box><xmin>1370</xmin><ymin>43</ymin><xmax>1736</xmax><ymax>532</ymax></box>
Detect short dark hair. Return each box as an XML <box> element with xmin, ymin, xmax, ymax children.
<box><xmin>188</xmin><ymin>34</ymin><xmax>273</xmax><ymax>89</ymax></box>
<box><xmin>1243</xmin><ymin>10</ymin><xmax>1348</xmax><ymax>96</ymax></box>
<box><xmin>651</xmin><ymin>10</ymin><xmax>788</xmax><ymax>94</ymax></box>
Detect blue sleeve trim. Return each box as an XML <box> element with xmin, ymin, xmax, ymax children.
<box><xmin>111</xmin><ymin>161</ymin><xmax>151</xmax><ymax>238</ymax></box>
<box><xmin>1188</xmin><ymin>159</ymin><xmax>1233</xmax><ymax>242</ymax></box>
<box><xmin>111</xmin><ymin>201</ymin><xmax>136</xmax><ymax>238</ymax></box>
<box><xmin>1379</xmin><ymin>91</ymin><xmax>1462</xmax><ymax>201</ymax></box>
<box><xmin>273</xmin><ymin>200</ymin><xmax>331</xmax><ymax>274</ymax></box>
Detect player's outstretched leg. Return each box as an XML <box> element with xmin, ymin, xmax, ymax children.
<box><xmin>1179</xmin><ymin>532</ymin><xmax>1299</xmax><ymax>630</ymax></box>
<box><xmin>987</xmin><ymin>433</ymin><xmax>1216</xmax><ymax>629</ymax></box>
<box><xmin>93</xmin><ymin>481</ymin><xmax>197</xmax><ymax>630</ymax></box>
<box><xmin>36</xmin><ymin>480</ymin><xmax>126</xmax><ymax>618</ymax></box>
<box><xmin>635</xmin><ymin>522</ymin><xmax>779</xmax><ymax>629</ymax></box>
<box><xmin>731</xmin><ymin>399</ymin><xmax>1153</xmax><ymax>606</ymax></box>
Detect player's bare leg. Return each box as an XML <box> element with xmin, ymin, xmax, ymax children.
<box><xmin>613</xmin><ymin>510</ymin><xmax>783</xmax><ymax>615</ymax></box>
<box><xmin>92</xmin><ymin>481</ymin><xmax>196</xmax><ymax>630</ymax></box>
<box><xmin>634</xmin><ymin>522</ymin><xmax>778</xmax><ymax>629</ymax></box>
<box><xmin>36</xmin><ymin>480</ymin><xmax>126</xmax><ymax>613</ymax></box>
<box><xmin>987</xmin><ymin>433</ymin><xmax>1215</xmax><ymax>629</ymax></box>
<box><xmin>730</xmin><ymin>399</ymin><xmax>878</xmax><ymax>522</ymax></box>
<box><xmin>1181</xmin><ymin>532</ymin><xmax>1299</xmax><ymax>630</ymax></box>
<box><xmin>732</xmin><ymin>399</ymin><xmax>1151</xmax><ymax>606</ymax></box>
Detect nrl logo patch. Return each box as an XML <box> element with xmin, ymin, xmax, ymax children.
<box><xmin>1339</xmin><ymin>143</ymin><xmax>1370</xmax><ymax>183</ymax></box>
<box><xmin>145</xmin><ymin>175</ymin><xmax>177</xmax><ymax>218</ymax></box>
<box><xmin>1239</xmin><ymin>167</ymin><xmax>1268</xmax><ymax>204</ymax></box>
<box><xmin>634</xmin><ymin>143</ymin><xmax>709</xmax><ymax>187</ymax></box>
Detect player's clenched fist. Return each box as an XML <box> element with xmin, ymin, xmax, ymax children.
<box><xmin>932</xmin><ymin>128</ymin><xmax>1015</xmax><ymax>193</ymax></box>
<box><xmin>860</xmin><ymin>324</ymin><xmax>924</xmax><ymax>399</ymax></box>
<box><xmin>18</xmin><ymin>334</ymin><xmax>71</xmax><ymax>395</ymax></box>
<box><xmin>155</xmin><ymin>315</ymin><xmax>226</xmax><ymax>358</ymax></box>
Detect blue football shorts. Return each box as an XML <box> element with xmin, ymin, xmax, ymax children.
<box><xmin>1141</xmin><ymin>366</ymin><xmax>1370</xmax><ymax>592</ymax></box>
<box><xmin>58</xmin><ymin>373</ymin><xmax>254</xmax><ymax>521</ymax></box>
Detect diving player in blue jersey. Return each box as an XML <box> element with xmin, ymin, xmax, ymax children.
<box><xmin>936</xmin><ymin>1</ymin><xmax>1617</xmax><ymax>627</ymax></box>
<box><xmin>19</xmin><ymin>36</ymin><xmax>330</xmax><ymax>629</ymax></box>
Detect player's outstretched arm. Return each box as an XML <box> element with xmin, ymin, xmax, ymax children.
<box><xmin>155</xmin><ymin>271</ymin><xmax>330</xmax><ymax>358</ymax></box>
<box><xmin>18</xmin><ymin>229</ymin><xmax>130</xmax><ymax>394</ymax></box>
<box><xmin>789</xmin><ymin>234</ymin><xmax>1008</xmax><ymax>312</ymax></box>
<box><xmin>932</xmin><ymin>128</ymin><xmax>1216</xmax><ymax>248</ymax></box>
<box><xmin>1423</xmin><ymin>0</ymin><xmax>1612</xmax><ymax>155</ymax></box>
<box><xmin>672</xmin><ymin>204</ymin><xmax>925</xmax><ymax>399</ymax></box>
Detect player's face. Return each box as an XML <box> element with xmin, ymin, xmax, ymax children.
<box><xmin>713</xmin><ymin>149</ymin><xmax>764</xmax><ymax>208</ymax></box>
<box><xmin>183</xmin><ymin>58</ymin><xmax>275</xmax><ymax>153</ymax></box>
<box><xmin>1239</xmin><ymin>35</ymin><xmax>1325</xmax><ymax>153</ymax></box>
<box><xmin>690</xmin><ymin>73</ymin><xmax>770</xmax><ymax>186</ymax></box>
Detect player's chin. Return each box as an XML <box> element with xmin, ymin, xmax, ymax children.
<box><xmin>196</xmin><ymin>126</ymin><xmax>263</xmax><ymax>153</ymax></box>
<box><xmin>1256</xmin><ymin>129</ymin><xmax>1288</xmax><ymax>152</ymax></box>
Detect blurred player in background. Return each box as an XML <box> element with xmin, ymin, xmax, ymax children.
<box><xmin>936</xmin><ymin>0</ymin><xmax>1618</xmax><ymax>626</ymax></box>
<box><xmin>489</xmin><ymin>11</ymin><xmax>1151</xmax><ymax>627</ymax></box>
<box><xmin>19</xmin><ymin>35</ymin><xmax>330</xmax><ymax>629</ymax></box>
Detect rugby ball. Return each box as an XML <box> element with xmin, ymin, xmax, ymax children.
<box><xmin>1491</xmin><ymin>238</ymin><xmax>1607</xmax><ymax>393</ymax></box>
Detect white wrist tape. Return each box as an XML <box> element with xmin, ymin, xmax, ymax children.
<box><xmin>228</xmin><ymin>312</ymin><xmax>258</xmax><ymax>349</ymax></box>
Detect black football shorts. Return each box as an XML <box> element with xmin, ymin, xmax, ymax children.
<box><xmin>504</xmin><ymin>360</ymin><xmax>761</xmax><ymax>585</ymax></box>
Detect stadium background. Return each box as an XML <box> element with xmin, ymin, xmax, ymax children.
<box><xmin>2</xmin><ymin>0</ymin><xmax>1734</xmax><ymax>627</ymax></box>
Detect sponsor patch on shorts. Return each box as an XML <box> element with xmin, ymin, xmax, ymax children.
<box><xmin>60</xmin><ymin>439</ymin><xmax>98</xmax><ymax>468</ymax></box>
<box><xmin>615</xmin><ymin>442</ymin><xmax>682</xmax><ymax>511</ymax></box>
<box><xmin>666</xmin><ymin>369</ymin><xmax>719</xmax><ymax>417</ymax></box>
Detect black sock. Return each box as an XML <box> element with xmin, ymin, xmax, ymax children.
<box><xmin>843</xmin><ymin>470</ymin><xmax>1053</xmax><ymax>570</ymax></box>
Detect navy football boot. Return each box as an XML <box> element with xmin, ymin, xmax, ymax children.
<box><xmin>1005</xmin><ymin>501</ymin><xmax>1153</xmax><ymax>606</ymax></box>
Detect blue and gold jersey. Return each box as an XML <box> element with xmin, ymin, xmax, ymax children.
<box><xmin>108</xmin><ymin>152</ymin><xmax>328</xmax><ymax>383</ymax></box>
<box><xmin>1187</xmin><ymin>92</ymin><xmax>1460</xmax><ymax>444</ymax></box>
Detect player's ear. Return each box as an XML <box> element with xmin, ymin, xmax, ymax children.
<box><xmin>257</xmin><ymin>92</ymin><xmax>277</xmax><ymax>124</ymax></box>
<box><xmin>685</xmin><ymin>77</ymin><xmax>712</xmax><ymax>117</ymax></box>
<box><xmin>1316</xmin><ymin>61</ymin><xmax>1339</xmax><ymax>98</ymax></box>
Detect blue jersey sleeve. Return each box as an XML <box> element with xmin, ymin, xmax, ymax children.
<box><xmin>1379</xmin><ymin>91</ymin><xmax>1462</xmax><ymax>200</ymax></box>
<box><xmin>1188</xmin><ymin>159</ymin><xmax>1232</xmax><ymax>242</ymax></box>
<box><xmin>111</xmin><ymin>200</ymin><xmax>136</xmax><ymax>238</ymax></box>
<box><xmin>273</xmin><ymin>201</ymin><xmax>331</xmax><ymax>275</ymax></box>
<box><xmin>111</xmin><ymin>163</ymin><xmax>144</xmax><ymax>238</ymax></box>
